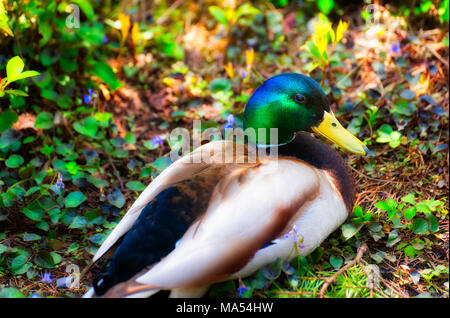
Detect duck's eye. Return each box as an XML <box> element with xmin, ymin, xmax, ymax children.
<box><xmin>294</xmin><ymin>94</ymin><xmax>306</xmax><ymax>104</ymax></box>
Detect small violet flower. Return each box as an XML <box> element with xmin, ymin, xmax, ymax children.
<box><xmin>240</xmin><ymin>70</ymin><xmax>248</xmax><ymax>80</ymax></box>
<box><xmin>284</xmin><ymin>225</ymin><xmax>304</xmax><ymax>248</ymax></box>
<box><xmin>102</xmin><ymin>35</ymin><xmax>108</xmax><ymax>44</ymax></box>
<box><xmin>224</xmin><ymin>114</ymin><xmax>235</xmax><ymax>130</ymax></box>
<box><xmin>237</xmin><ymin>284</ymin><xmax>249</xmax><ymax>297</ymax></box>
<box><xmin>31</xmin><ymin>294</ymin><xmax>40</xmax><ymax>298</ymax></box>
<box><xmin>51</xmin><ymin>172</ymin><xmax>64</xmax><ymax>194</ymax></box>
<box><xmin>151</xmin><ymin>136</ymin><xmax>164</xmax><ymax>148</ymax></box>
<box><xmin>389</xmin><ymin>42</ymin><xmax>401</xmax><ymax>54</ymax></box>
<box><xmin>284</xmin><ymin>224</ymin><xmax>299</xmax><ymax>240</ymax></box>
<box><xmin>55</xmin><ymin>172</ymin><xmax>64</xmax><ymax>189</ymax></box>
<box><xmin>41</xmin><ymin>272</ymin><xmax>53</xmax><ymax>284</ymax></box>
<box><xmin>83</xmin><ymin>88</ymin><xmax>97</xmax><ymax>104</ymax></box>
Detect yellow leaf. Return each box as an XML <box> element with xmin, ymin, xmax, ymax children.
<box><xmin>245</xmin><ymin>48</ymin><xmax>254</xmax><ymax>69</ymax></box>
<box><xmin>0</xmin><ymin>0</ymin><xmax>13</xmax><ymax>37</ymax></box>
<box><xmin>131</xmin><ymin>22</ymin><xmax>140</xmax><ymax>46</ymax></box>
<box><xmin>224</xmin><ymin>62</ymin><xmax>234</xmax><ymax>79</ymax></box>
<box><xmin>118</xmin><ymin>13</ymin><xmax>131</xmax><ymax>41</ymax></box>
<box><xmin>312</xmin><ymin>14</ymin><xmax>332</xmax><ymax>40</ymax></box>
<box><xmin>335</xmin><ymin>20</ymin><xmax>349</xmax><ymax>43</ymax></box>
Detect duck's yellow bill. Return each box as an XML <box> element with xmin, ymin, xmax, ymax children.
<box><xmin>312</xmin><ymin>111</ymin><xmax>368</xmax><ymax>155</ymax></box>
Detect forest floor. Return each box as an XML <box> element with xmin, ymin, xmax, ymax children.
<box><xmin>0</xmin><ymin>1</ymin><xmax>448</xmax><ymax>298</ymax></box>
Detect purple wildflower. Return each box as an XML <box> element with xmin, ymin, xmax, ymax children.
<box><xmin>55</xmin><ymin>172</ymin><xmax>64</xmax><ymax>189</ymax></box>
<box><xmin>224</xmin><ymin>114</ymin><xmax>235</xmax><ymax>129</ymax></box>
<box><xmin>102</xmin><ymin>35</ymin><xmax>108</xmax><ymax>44</ymax></box>
<box><xmin>237</xmin><ymin>284</ymin><xmax>249</xmax><ymax>297</ymax></box>
<box><xmin>31</xmin><ymin>294</ymin><xmax>40</xmax><ymax>298</ymax></box>
<box><xmin>240</xmin><ymin>70</ymin><xmax>248</xmax><ymax>80</ymax></box>
<box><xmin>83</xmin><ymin>89</ymin><xmax>97</xmax><ymax>104</ymax></box>
<box><xmin>389</xmin><ymin>42</ymin><xmax>401</xmax><ymax>54</ymax></box>
<box><xmin>284</xmin><ymin>225</ymin><xmax>305</xmax><ymax>248</ymax></box>
<box><xmin>41</xmin><ymin>272</ymin><xmax>53</xmax><ymax>284</ymax></box>
<box><xmin>284</xmin><ymin>224</ymin><xmax>299</xmax><ymax>240</ymax></box>
<box><xmin>151</xmin><ymin>136</ymin><xmax>164</xmax><ymax>148</ymax></box>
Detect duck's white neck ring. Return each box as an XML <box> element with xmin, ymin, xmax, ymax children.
<box><xmin>255</xmin><ymin>134</ymin><xmax>296</xmax><ymax>148</ymax></box>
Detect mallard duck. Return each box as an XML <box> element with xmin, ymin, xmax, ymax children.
<box><xmin>83</xmin><ymin>73</ymin><xmax>367</xmax><ymax>298</ymax></box>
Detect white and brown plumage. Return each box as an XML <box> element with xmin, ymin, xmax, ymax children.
<box><xmin>82</xmin><ymin>73</ymin><xmax>367</xmax><ymax>298</ymax></box>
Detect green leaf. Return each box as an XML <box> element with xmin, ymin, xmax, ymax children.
<box><xmin>353</xmin><ymin>205</ymin><xmax>363</xmax><ymax>217</ymax></box>
<box><xmin>11</xmin><ymin>251</ymin><xmax>30</xmax><ymax>274</ymax></box>
<box><xmin>375</xmin><ymin>124</ymin><xmax>393</xmax><ymax>142</ymax></box>
<box><xmin>411</xmin><ymin>239</ymin><xmax>425</xmax><ymax>250</ymax></box>
<box><xmin>23</xmin><ymin>202</ymin><xmax>44</xmax><ymax>221</ymax></box>
<box><xmin>89</xmin><ymin>61</ymin><xmax>121</xmax><ymax>90</ymax></box>
<box><xmin>425</xmin><ymin>213</ymin><xmax>439</xmax><ymax>232</ymax></box>
<box><xmin>374</xmin><ymin>201</ymin><xmax>389</xmax><ymax>211</ymax></box>
<box><xmin>404</xmin><ymin>245</ymin><xmax>418</xmax><ymax>258</ymax></box>
<box><xmin>0</xmin><ymin>129</ymin><xmax>21</xmax><ymax>151</ymax></box>
<box><xmin>10</xmin><ymin>70</ymin><xmax>40</xmax><ymax>82</ymax></box>
<box><xmin>411</xmin><ymin>218</ymin><xmax>429</xmax><ymax>234</ymax></box>
<box><xmin>69</xmin><ymin>216</ymin><xmax>88</xmax><ymax>229</ymax></box>
<box><xmin>65</xmin><ymin>191</ymin><xmax>87</xmax><ymax>208</ymax></box>
<box><xmin>38</xmin><ymin>21</ymin><xmax>53</xmax><ymax>47</ymax></box>
<box><xmin>0</xmin><ymin>110</ymin><xmax>18</xmax><ymax>132</ymax></box>
<box><xmin>156</xmin><ymin>34</ymin><xmax>185</xmax><ymax>60</ymax></box>
<box><xmin>209</xmin><ymin>78</ymin><xmax>232</xmax><ymax>93</ymax></box>
<box><xmin>94</xmin><ymin>112</ymin><xmax>113</xmax><ymax>127</ymax></box>
<box><xmin>126</xmin><ymin>181</ymin><xmax>146</xmax><ymax>191</ymax></box>
<box><xmin>65</xmin><ymin>161</ymin><xmax>80</xmax><ymax>175</ymax></box>
<box><xmin>60</xmin><ymin>57</ymin><xmax>78</xmax><ymax>72</ymax></box>
<box><xmin>401</xmin><ymin>193</ymin><xmax>415</xmax><ymax>205</ymax></box>
<box><xmin>23</xmin><ymin>233</ymin><xmax>41</xmax><ymax>241</ymax></box>
<box><xmin>416</xmin><ymin>202</ymin><xmax>431</xmax><ymax>213</ymax></box>
<box><xmin>0</xmin><ymin>288</ymin><xmax>25</xmax><ymax>298</ymax></box>
<box><xmin>386</xmin><ymin>230</ymin><xmax>401</xmax><ymax>247</ymax></box>
<box><xmin>317</xmin><ymin>0</ymin><xmax>335</xmax><ymax>15</ymax></box>
<box><xmin>73</xmin><ymin>0</ymin><xmax>95</xmax><ymax>21</ymax></box>
<box><xmin>34</xmin><ymin>112</ymin><xmax>54</xmax><ymax>129</ymax></box>
<box><xmin>6</xmin><ymin>154</ymin><xmax>24</xmax><ymax>168</ymax></box>
<box><xmin>307</xmin><ymin>41</ymin><xmax>323</xmax><ymax>60</ymax></box>
<box><xmin>4</xmin><ymin>89</ymin><xmax>28</xmax><ymax>96</ymax></box>
<box><xmin>389</xmin><ymin>131</ymin><xmax>402</xmax><ymax>148</ymax></box>
<box><xmin>235</xmin><ymin>3</ymin><xmax>261</xmax><ymax>20</ymax></box>
<box><xmin>6</xmin><ymin>56</ymin><xmax>39</xmax><ymax>83</ymax></box>
<box><xmin>403</xmin><ymin>206</ymin><xmax>417</xmax><ymax>220</ymax></box>
<box><xmin>73</xmin><ymin>116</ymin><xmax>99</xmax><ymax>138</ymax></box>
<box><xmin>34</xmin><ymin>250</ymin><xmax>61</xmax><ymax>268</ymax></box>
<box><xmin>107</xmin><ymin>189</ymin><xmax>125</xmax><ymax>208</ymax></box>
<box><xmin>209</xmin><ymin>6</ymin><xmax>228</xmax><ymax>27</ymax></box>
<box><xmin>151</xmin><ymin>157</ymin><xmax>172</xmax><ymax>172</ymax></box>
<box><xmin>6</xmin><ymin>56</ymin><xmax>24</xmax><ymax>81</ymax></box>
<box><xmin>87</xmin><ymin>175</ymin><xmax>108</xmax><ymax>188</ymax></box>
<box><xmin>341</xmin><ymin>223</ymin><xmax>362</xmax><ymax>240</ymax></box>
<box><xmin>329</xmin><ymin>255</ymin><xmax>343</xmax><ymax>269</ymax></box>
<box><xmin>89</xmin><ymin>233</ymin><xmax>106</xmax><ymax>245</ymax></box>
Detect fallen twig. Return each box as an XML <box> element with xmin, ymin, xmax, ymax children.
<box><xmin>318</xmin><ymin>243</ymin><xmax>368</xmax><ymax>298</ymax></box>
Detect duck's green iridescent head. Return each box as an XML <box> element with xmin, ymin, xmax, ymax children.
<box><xmin>243</xmin><ymin>73</ymin><xmax>367</xmax><ymax>155</ymax></box>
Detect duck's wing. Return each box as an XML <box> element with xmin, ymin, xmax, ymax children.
<box><xmin>93</xmin><ymin>140</ymin><xmax>249</xmax><ymax>262</ymax></box>
<box><xmin>102</xmin><ymin>158</ymin><xmax>321</xmax><ymax>297</ymax></box>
